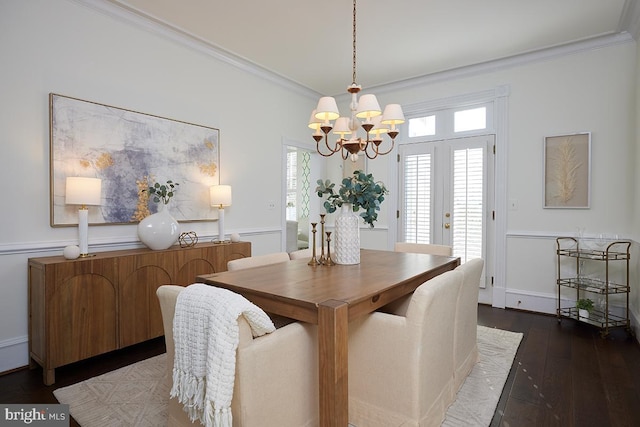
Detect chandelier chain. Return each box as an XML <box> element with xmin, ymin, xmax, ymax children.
<box><xmin>352</xmin><ymin>0</ymin><xmax>357</xmax><ymax>85</ymax></box>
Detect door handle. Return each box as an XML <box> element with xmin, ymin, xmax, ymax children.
<box><xmin>444</xmin><ymin>223</ymin><xmax>450</xmax><ymax>229</ymax></box>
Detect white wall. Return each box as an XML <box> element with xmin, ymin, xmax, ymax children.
<box><xmin>385</xmin><ymin>40</ymin><xmax>638</xmax><ymax>321</ymax></box>
<box><xmin>1</xmin><ymin>0</ymin><xmax>638</xmax><ymax>373</ymax></box>
<box><xmin>0</xmin><ymin>0</ymin><xmax>316</xmax><ymax>372</ymax></box>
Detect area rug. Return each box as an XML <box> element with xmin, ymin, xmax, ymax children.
<box><xmin>54</xmin><ymin>325</ymin><xmax>522</xmax><ymax>427</ymax></box>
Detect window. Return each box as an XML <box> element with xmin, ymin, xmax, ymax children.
<box><xmin>402</xmin><ymin>153</ymin><xmax>432</xmax><ymax>243</ymax></box>
<box><xmin>452</xmin><ymin>147</ymin><xmax>484</xmax><ymax>263</ymax></box>
<box><xmin>408</xmin><ymin>115</ymin><xmax>436</xmax><ymax>138</ymax></box>
<box><xmin>454</xmin><ymin>107</ymin><xmax>486</xmax><ymax>133</ymax></box>
<box><xmin>286</xmin><ymin>150</ymin><xmax>297</xmax><ymax>221</ymax></box>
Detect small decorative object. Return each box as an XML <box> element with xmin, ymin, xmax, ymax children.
<box><xmin>137</xmin><ymin>180</ymin><xmax>180</xmax><ymax>250</ymax></box>
<box><xmin>576</xmin><ymin>298</ymin><xmax>594</xmax><ymax>321</ymax></box>
<box><xmin>179</xmin><ymin>231</ymin><xmax>198</xmax><ymax>248</ymax></box>
<box><xmin>316</xmin><ymin>170</ymin><xmax>388</xmax><ymax>264</ymax></box>
<box><xmin>319</xmin><ymin>214</ymin><xmax>326</xmax><ymax>264</ymax></box>
<box><xmin>63</xmin><ymin>245</ymin><xmax>81</xmax><ymax>260</ymax></box>
<box><xmin>325</xmin><ymin>232</ymin><xmax>334</xmax><ymax>266</ymax></box>
<box><xmin>308</xmin><ymin>223</ymin><xmax>319</xmax><ymax>266</ymax></box>
<box><xmin>230</xmin><ymin>233</ymin><xmax>240</xmax><ymax>242</ymax></box>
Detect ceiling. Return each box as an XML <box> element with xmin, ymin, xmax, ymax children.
<box><xmin>106</xmin><ymin>0</ymin><xmax>638</xmax><ymax>96</ymax></box>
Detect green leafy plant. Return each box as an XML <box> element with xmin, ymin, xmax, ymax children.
<box><xmin>316</xmin><ymin>170</ymin><xmax>389</xmax><ymax>228</ymax></box>
<box><xmin>146</xmin><ymin>180</ymin><xmax>179</xmax><ymax>205</ymax></box>
<box><xmin>576</xmin><ymin>298</ymin><xmax>594</xmax><ymax>312</ymax></box>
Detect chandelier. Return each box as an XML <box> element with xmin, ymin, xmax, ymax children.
<box><xmin>309</xmin><ymin>0</ymin><xmax>405</xmax><ymax>162</ymax></box>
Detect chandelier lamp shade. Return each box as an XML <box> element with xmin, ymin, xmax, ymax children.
<box><xmin>65</xmin><ymin>176</ymin><xmax>102</xmax><ymax>257</ymax></box>
<box><xmin>210</xmin><ymin>184</ymin><xmax>232</xmax><ymax>243</ymax></box>
<box><xmin>309</xmin><ymin>0</ymin><xmax>405</xmax><ymax>162</ymax></box>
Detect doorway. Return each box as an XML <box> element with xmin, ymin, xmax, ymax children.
<box><xmin>398</xmin><ymin>134</ymin><xmax>495</xmax><ymax>296</ymax></box>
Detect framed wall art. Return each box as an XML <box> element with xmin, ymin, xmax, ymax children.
<box><xmin>50</xmin><ymin>93</ymin><xmax>220</xmax><ymax>226</ymax></box>
<box><xmin>543</xmin><ymin>132</ymin><xmax>591</xmax><ymax>209</ymax></box>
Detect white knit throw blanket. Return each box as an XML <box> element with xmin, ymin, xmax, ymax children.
<box><xmin>170</xmin><ymin>283</ymin><xmax>275</xmax><ymax>427</ymax></box>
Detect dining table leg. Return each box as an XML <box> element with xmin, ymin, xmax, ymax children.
<box><xmin>318</xmin><ymin>299</ymin><xmax>349</xmax><ymax>426</ymax></box>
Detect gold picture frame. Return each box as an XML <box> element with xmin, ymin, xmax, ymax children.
<box><xmin>543</xmin><ymin>132</ymin><xmax>591</xmax><ymax>209</ymax></box>
<box><xmin>50</xmin><ymin>93</ymin><xmax>220</xmax><ymax>226</ymax></box>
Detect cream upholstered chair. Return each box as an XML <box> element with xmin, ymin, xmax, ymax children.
<box><xmin>394</xmin><ymin>242</ymin><xmax>453</xmax><ymax>256</ymax></box>
<box><xmin>289</xmin><ymin>247</ymin><xmax>324</xmax><ymax>260</ymax></box>
<box><xmin>226</xmin><ymin>252</ymin><xmax>290</xmax><ymax>271</ymax></box>
<box><xmin>453</xmin><ymin>258</ymin><xmax>484</xmax><ymax>391</ymax></box>
<box><xmin>348</xmin><ymin>269</ymin><xmax>463</xmax><ymax>427</ymax></box>
<box><xmin>157</xmin><ymin>285</ymin><xmax>318</xmax><ymax>427</ymax></box>
<box><xmin>226</xmin><ymin>251</ymin><xmax>296</xmax><ymax>328</ymax></box>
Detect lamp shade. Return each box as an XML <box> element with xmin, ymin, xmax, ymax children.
<box><xmin>65</xmin><ymin>177</ymin><xmax>102</xmax><ymax>206</ymax></box>
<box><xmin>308</xmin><ymin>109</ymin><xmax>323</xmax><ymax>131</ymax></box>
<box><xmin>381</xmin><ymin>104</ymin><xmax>406</xmax><ymax>127</ymax></box>
<box><xmin>355</xmin><ymin>94</ymin><xmax>382</xmax><ymax>120</ymax></box>
<box><xmin>210</xmin><ymin>185</ymin><xmax>232</xmax><ymax>207</ymax></box>
<box><xmin>332</xmin><ymin>117</ymin><xmax>352</xmax><ymax>138</ymax></box>
<box><xmin>314</xmin><ymin>97</ymin><xmax>340</xmax><ymax>122</ymax></box>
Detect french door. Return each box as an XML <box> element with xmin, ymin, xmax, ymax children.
<box><xmin>398</xmin><ymin>135</ymin><xmax>494</xmax><ymax>292</ymax></box>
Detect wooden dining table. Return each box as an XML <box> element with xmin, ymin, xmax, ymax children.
<box><xmin>196</xmin><ymin>248</ymin><xmax>460</xmax><ymax>426</ymax></box>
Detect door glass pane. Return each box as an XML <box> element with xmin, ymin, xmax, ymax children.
<box><xmin>454</xmin><ymin>107</ymin><xmax>486</xmax><ymax>132</ymax></box>
<box><xmin>286</xmin><ymin>150</ymin><xmax>297</xmax><ymax>221</ymax></box>
<box><xmin>452</xmin><ymin>147</ymin><xmax>483</xmax><ymax>263</ymax></box>
<box><xmin>408</xmin><ymin>115</ymin><xmax>436</xmax><ymax>137</ymax></box>
<box><xmin>403</xmin><ymin>153</ymin><xmax>431</xmax><ymax>243</ymax></box>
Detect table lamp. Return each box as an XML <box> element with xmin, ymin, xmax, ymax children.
<box><xmin>210</xmin><ymin>185</ymin><xmax>232</xmax><ymax>243</ymax></box>
<box><xmin>66</xmin><ymin>177</ymin><xmax>102</xmax><ymax>257</ymax></box>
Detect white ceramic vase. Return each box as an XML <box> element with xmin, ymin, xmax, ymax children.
<box><xmin>137</xmin><ymin>204</ymin><xmax>180</xmax><ymax>250</ymax></box>
<box><xmin>334</xmin><ymin>203</ymin><xmax>360</xmax><ymax>265</ymax></box>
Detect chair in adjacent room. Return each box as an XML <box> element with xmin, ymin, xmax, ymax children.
<box><xmin>226</xmin><ymin>251</ymin><xmax>290</xmax><ymax>271</ymax></box>
<box><xmin>157</xmin><ymin>285</ymin><xmax>318</xmax><ymax>427</ymax></box>
<box><xmin>453</xmin><ymin>258</ymin><xmax>484</xmax><ymax>391</ymax></box>
<box><xmin>394</xmin><ymin>242</ymin><xmax>453</xmax><ymax>256</ymax></box>
<box><xmin>347</xmin><ymin>269</ymin><xmax>463</xmax><ymax>427</ymax></box>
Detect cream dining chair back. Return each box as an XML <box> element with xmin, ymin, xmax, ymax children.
<box><xmin>347</xmin><ymin>269</ymin><xmax>463</xmax><ymax>427</ymax></box>
<box><xmin>452</xmin><ymin>258</ymin><xmax>484</xmax><ymax>391</ymax></box>
<box><xmin>226</xmin><ymin>252</ymin><xmax>290</xmax><ymax>271</ymax></box>
<box><xmin>157</xmin><ymin>285</ymin><xmax>318</xmax><ymax>427</ymax></box>
<box><xmin>394</xmin><ymin>242</ymin><xmax>453</xmax><ymax>256</ymax></box>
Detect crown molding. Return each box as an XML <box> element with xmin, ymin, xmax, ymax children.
<box><xmin>620</xmin><ymin>0</ymin><xmax>640</xmax><ymax>40</ymax></box>
<box><xmin>362</xmin><ymin>32</ymin><xmax>634</xmax><ymax>97</ymax></box>
<box><xmin>72</xmin><ymin>0</ymin><xmax>320</xmax><ymax>99</ymax></box>
<box><xmin>74</xmin><ymin>1</ymin><xmax>633</xmax><ymax>103</ymax></box>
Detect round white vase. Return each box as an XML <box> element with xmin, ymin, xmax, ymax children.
<box><xmin>334</xmin><ymin>203</ymin><xmax>360</xmax><ymax>265</ymax></box>
<box><xmin>137</xmin><ymin>204</ymin><xmax>180</xmax><ymax>250</ymax></box>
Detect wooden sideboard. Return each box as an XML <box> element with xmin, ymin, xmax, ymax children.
<box><xmin>28</xmin><ymin>241</ymin><xmax>251</xmax><ymax>385</ymax></box>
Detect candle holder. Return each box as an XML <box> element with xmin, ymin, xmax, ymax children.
<box><xmin>325</xmin><ymin>231</ymin><xmax>334</xmax><ymax>266</ymax></box>
<box><xmin>308</xmin><ymin>223</ymin><xmax>319</xmax><ymax>266</ymax></box>
<box><xmin>319</xmin><ymin>214</ymin><xmax>326</xmax><ymax>265</ymax></box>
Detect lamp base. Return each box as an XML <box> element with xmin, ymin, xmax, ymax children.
<box><xmin>79</xmin><ymin>253</ymin><xmax>96</xmax><ymax>258</ymax></box>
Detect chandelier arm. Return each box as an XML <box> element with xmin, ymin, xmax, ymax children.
<box><xmin>364</xmin><ymin>140</ymin><xmax>379</xmax><ymax>159</ymax></box>
<box><xmin>341</xmin><ymin>145</ymin><xmax>350</xmax><ymax>161</ymax></box>
<box><xmin>326</xmin><ymin>137</ymin><xmax>342</xmax><ymax>154</ymax></box>
<box><xmin>373</xmin><ymin>138</ymin><xmax>395</xmax><ymax>156</ymax></box>
<box><xmin>315</xmin><ymin>135</ymin><xmax>341</xmax><ymax>157</ymax></box>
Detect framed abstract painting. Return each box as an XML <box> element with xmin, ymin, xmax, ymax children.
<box><xmin>50</xmin><ymin>93</ymin><xmax>220</xmax><ymax>226</ymax></box>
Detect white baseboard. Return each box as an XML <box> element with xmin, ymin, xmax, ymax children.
<box><xmin>505</xmin><ymin>288</ymin><xmax>639</xmax><ymax>344</ymax></box>
<box><xmin>0</xmin><ymin>335</ymin><xmax>28</xmax><ymax>373</ymax></box>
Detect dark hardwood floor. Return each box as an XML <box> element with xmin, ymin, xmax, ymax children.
<box><xmin>1</xmin><ymin>305</ymin><xmax>639</xmax><ymax>426</ymax></box>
